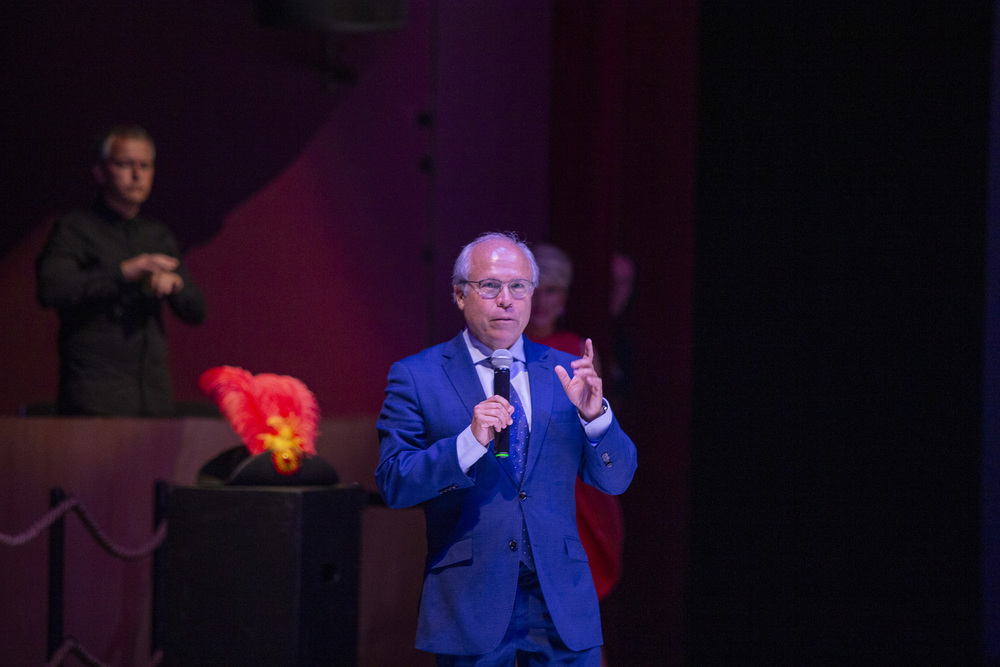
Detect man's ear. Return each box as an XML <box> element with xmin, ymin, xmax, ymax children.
<box><xmin>91</xmin><ymin>162</ymin><xmax>107</xmax><ymax>185</ymax></box>
<box><xmin>453</xmin><ymin>285</ymin><xmax>466</xmax><ymax>311</ymax></box>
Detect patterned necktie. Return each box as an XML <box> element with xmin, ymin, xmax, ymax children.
<box><xmin>507</xmin><ymin>381</ymin><xmax>529</xmax><ymax>482</ymax></box>
<box><xmin>507</xmin><ymin>375</ymin><xmax>533</xmax><ymax>567</ymax></box>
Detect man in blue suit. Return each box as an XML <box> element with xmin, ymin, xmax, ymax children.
<box><xmin>376</xmin><ymin>232</ymin><xmax>638</xmax><ymax>666</ymax></box>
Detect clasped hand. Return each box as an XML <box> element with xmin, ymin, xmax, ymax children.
<box><xmin>120</xmin><ymin>253</ymin><xmax>184</xmax><ymax>297</ymax></box>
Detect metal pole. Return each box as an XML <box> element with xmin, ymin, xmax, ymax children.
<box><xmin>47</xmin><ymin>487</ymin><xmax>66</xmax><ymax>661</ymax></box>
<box><xmin>151</xmin><ymin>480</ymin><xmax>169</xmax><ymax>655</ymax></box>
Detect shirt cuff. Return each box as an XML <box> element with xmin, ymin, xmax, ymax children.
<box><xmin>581</xmin><ymin>398</ymin><xmax>613</xmax><ymax>444</ymax></box>
<box><xmin>457</xmin><ymin>425</ymin><xmax>490</xmax><ymax>473</ymax></box>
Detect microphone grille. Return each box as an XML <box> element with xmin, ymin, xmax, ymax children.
<box><xmin>490</xmin><ymin>349</ymin><xmax>513</xmax><ymax>370</ymax></box>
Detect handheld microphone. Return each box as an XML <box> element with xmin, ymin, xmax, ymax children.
<box><xmin>490</xmin><ymin>349</ymin><xmax>513</xmax><ymax>458</ymax></box>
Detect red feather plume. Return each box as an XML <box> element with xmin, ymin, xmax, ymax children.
<box><xmin>199</xmin><ymin>366</ymin><xmax>320</xmax><ymax>474</ymax></box>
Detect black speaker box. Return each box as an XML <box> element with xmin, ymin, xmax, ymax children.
<box><xmin>162</xmin><ymin>484</ymin><xmax>367</xmax><ymax>666</ymax></box>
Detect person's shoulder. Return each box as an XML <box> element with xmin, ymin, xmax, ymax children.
<box><xmin>54</xmin><ymin>207</ymin><xmax>100</xmax><ymax>227</ymax></box>
<box><xmin>43</xmin><ymin>208</ymin><xmax>104</xmax><ymax>241</ymax></box>
<box><xmin>393</xmin><ymin>334</ymin><xmax>466</xmax><ymax>367</ymax></box>
<box><xmin>525</xmin><ymin>336</ymin><xmax>579</xmax><ymax>365</ymax></box>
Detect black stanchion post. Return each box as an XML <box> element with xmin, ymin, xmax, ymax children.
<box><xmin>151</xmin><ymin>480</ymin><xmax>169</xmax><ymax>656</ymax></box>
<box><xmin>47</xmin><ymin>487</ymin><xmax>66</xmax><ymax>661</ymax></box>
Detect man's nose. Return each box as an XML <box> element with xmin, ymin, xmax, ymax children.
<box><xmin>496</xmin><ymin>285</ymin><xmax>514</xmax><ymax>306</ymax></box>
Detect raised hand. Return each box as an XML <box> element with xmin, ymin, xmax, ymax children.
<box><xmin>554</xmin><ymin>338</ymin><xmax>604</xmax><ymax>422</ymax></box>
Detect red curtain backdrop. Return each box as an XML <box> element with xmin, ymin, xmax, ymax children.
<box><xmin>550</xmin><ymin>3</ymin><xmax>698</xmax><ymax>665</ymax></box>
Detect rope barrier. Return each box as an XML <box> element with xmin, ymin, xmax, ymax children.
<box><xmin>0</xmin><ymin>495</ymin><xmax>166</xmax><ymax>559</ymax></box>
<box><xmin>1</xmin><ymin>488</ymin><xmax>168</xmax><ymax>665</ymax></box>
<box><xmin>0</xmin><ymin>498</ymin><xmax>79</xmax><ymax>548</ymax></box>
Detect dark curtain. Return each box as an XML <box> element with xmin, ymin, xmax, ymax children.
<box><xmin>691</xmin><ymin>2</ymin><xmax>988</xmax><ymax>664</ymax></box>
<box><xmin>550</xmin><ymin>3</ymin><xmax>698</xmax><ymax>665</ymax></box>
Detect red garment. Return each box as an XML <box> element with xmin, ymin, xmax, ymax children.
<box><xmin>575</xmin><ymin>480</ymin><xmax>625</xmax><ymax>598</ymax></box>
<box><xmin>534</xmin><ymin>330</ymin><xmax>588</xmax><ymax>358</ymax></box>
<box><xmin>532</xmin><ymin>331</ymin><xmax>625</xmax><ymax>599</ymax></box>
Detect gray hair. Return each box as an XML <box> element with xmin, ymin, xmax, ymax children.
<box><xmin>452</xmin><ymin>231</ymin><xmax>539</xmax><ymax>299</ymax></box>
<box><xmin>95</xmin><ymin>125</ymin><xmax>156</xmax><ymax>163</ymax></box>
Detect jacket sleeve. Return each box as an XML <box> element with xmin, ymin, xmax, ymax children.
<box><xmin>148</xmin><ymin>222</ymin><xmax>206</xmax><ymax>325</ymax></box>
<box><xmin>375</xmin><ymin>360</ymin><xmax>476</xmax><ymax>509</ymax></box>
<box><xmin>35</xmin><ymin>218</ymin><xmax>130</xmax><ymax>309</ymax></box>
<box><xmin>166</xmin><ymin>259</ymin><xmax>207</xmax><ymax>325</ymax></box>
<box><xmin>577</xmin><ymin>416</ymin><xmax>638</xmax><ymax>496</ymax></box>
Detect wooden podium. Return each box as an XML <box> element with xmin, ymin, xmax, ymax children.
<box><xmin>162</xmin><ymin>484</ymin><xmax>368</xmax><ymax>666</ymax></box>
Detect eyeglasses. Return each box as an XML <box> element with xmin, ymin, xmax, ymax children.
<box><xmin>463</xmin><ymin>278</ymin><xmax>535</xmax><ymax>299</ymax></box>
<box><xmin>107</xmin><ymin>159</ymin><xmax>153</xmax><ymax>172</ymax></box>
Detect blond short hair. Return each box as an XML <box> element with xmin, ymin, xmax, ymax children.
<box><xmin>532</xmin><ymin>243</ymin><xmax>573</xmax><ymax>290</ymax></box>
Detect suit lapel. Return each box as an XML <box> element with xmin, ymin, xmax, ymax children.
<box><xmin>441</xmin><ymin>333</ymin><xmax>486</xmax><ymax>422</ymax></box>
<box><xmin>523</xmin><ymin>339</ymin><xmax>554</xmax><ymax>477</ymax></box>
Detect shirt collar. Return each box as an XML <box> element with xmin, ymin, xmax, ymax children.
<box><xmin>93</xmin><ymin>199</ymin><xmax>138</xmax><ymax>226</ymax></box>
<box><xmin>463</xmin><ymin>329</ymin><xmax>526</xmax><ymax>366</ymax></box>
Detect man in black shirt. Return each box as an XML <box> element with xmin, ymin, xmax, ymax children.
<box><xmin>36</xmin><ymin>125</ymin><xmax>206</xmax><ymax>416</ymax></box>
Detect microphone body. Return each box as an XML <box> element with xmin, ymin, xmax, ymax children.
<box><xmin>490</xmin><ymin>349</ymin><xmax>513</xmax><ymax>458</ymax></box>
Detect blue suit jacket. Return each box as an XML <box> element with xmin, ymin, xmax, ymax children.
<box><xmin>375</xmin><ymin>333</ymin><xmax>638</xmax><ymax>654</ymax></box>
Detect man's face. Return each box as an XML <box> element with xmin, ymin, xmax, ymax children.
<box><xmin>94</xmin><ymin>137</ymin><xmax>155</xmax><ymax>212</ymax></box>
<box><xmin>455</xmin><ymin>239</ymin><xmax>535</xmax><ymax>351</ymax></box>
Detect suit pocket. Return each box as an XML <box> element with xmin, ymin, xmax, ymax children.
<box><xmin>565</xmin><ymin>536</ymin><xmax>589</xmax><ymax>562</ymax></box>
<box><xmin>427</xmin><ymin>536</ymin><xmax>473</xmax><ymax>572</ymax></box>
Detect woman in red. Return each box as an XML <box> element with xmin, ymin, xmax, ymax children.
<box><xmin>525</xmin><ymin>244</ymin><xmax>626</xmax><ymax>602</ymax></box>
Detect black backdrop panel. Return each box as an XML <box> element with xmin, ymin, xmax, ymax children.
<box><xmin>690</xmin><ymin>2</ymin><xmax>990</xmax><ymax>663</ymax></box>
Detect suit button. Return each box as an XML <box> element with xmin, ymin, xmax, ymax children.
<box><xmin>509</xmin><ymin>540</ymin><xmax>518</xmax><ymax>551</ymax></box>
<box><xmin>518</xmin><ymin>491</ymin><xmax>527</xmax><ymax>501</ymax></box>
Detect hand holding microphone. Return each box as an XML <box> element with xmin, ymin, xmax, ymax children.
<box><xmin>468</xmin><ymin>350</ymin><xmax>516</xmax><ymax>449</ymax></box>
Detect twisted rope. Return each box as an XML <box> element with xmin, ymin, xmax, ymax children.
<box><xmin>45</xmin><ymin>636</ymin><xmax>162</xmax><ymax>667</ymax></box>
<box><xmin>0</xmin><ymin>497</ymin><xmax>78</xmax><ymax>548</ymax></box>
<box><xmin>0</xmin><ymin>496</ymin><xmax>166</xmax><ymax>560</ymax></box>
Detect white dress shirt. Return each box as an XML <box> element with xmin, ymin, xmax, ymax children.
<box><xmin>455</xmin><ymin>329</ymin><xmax>613</xmax><ymax>473</ymax></box>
